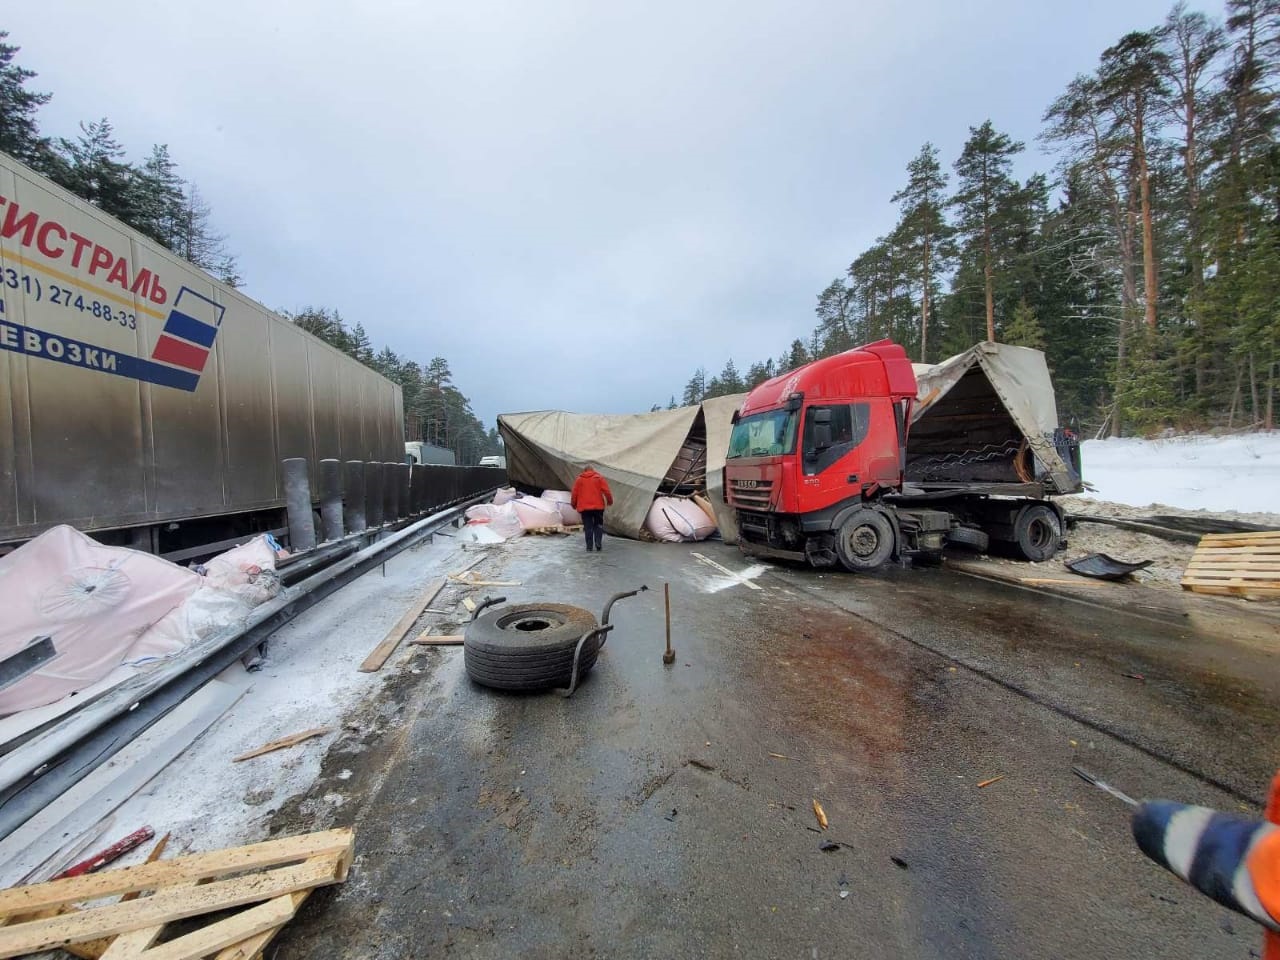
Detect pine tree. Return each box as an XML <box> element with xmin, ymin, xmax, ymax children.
<box><xmin>815</xmin><ymin>279</ymin><xmax>854</xmax><ymax>355</ymax></box>
<box><xmin>891</xmin><ymin>144</ymin><xmax>952</xmax><ymax>360</ymax></box>
<box><xmin>173</xmin><ymin>183</ymin><xmax>238</xmax><ymax>280</ymax></box>
<box><xmin>54</xmin><ymin>119</ymin><xmax>142</xmax><ymax>223</ymax></box>
<box><xmin>682</xmin><ymin>368</ymin><xmax>707</xmax><ymax>406</ymax></box>
<box><xmin>1098</xmin><ymin>31</ymin><xmax>1170</xmax><ymax>332</ymax></box>
<box><xmin>0</xmin><ymin>31</ymin><xmax>51</xmax><ymax>165</ymax></box>
<box><xmin>718</xmin><ymin>359</ymin><xmax>744</xmax><ymax>394</ymax></box>
<box><xmin>951</xmin><ymin>121</ymin><xmax>1025</xmax><ymax>342</ymax></box>
<box><xmin>780</xmin><ymin>340</ymin><xmax>809</xmax><ymax>374</ymax></box>
<box><xmin>745</xmin><ymin>360</ymin><xmax>774</xmax><ymax>389</ymax></box>
<box><xmin>350</xmin><ymin>322</ymin><xmax>374</xmax><ymax>364</ymax></box>
<box><xmin>134</xmin><ymin>144</ymin><xmax>187</xmax><ymax>249</ymax></box>
<box><xmin>1003</xmin><ymin>298</ymin><xmax>1047</xmax><ymax>350</ymax></box>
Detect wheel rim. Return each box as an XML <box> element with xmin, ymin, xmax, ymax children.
<box><xmin>495</xmin><ymin>609</ymin><xmax>570</xmax><ymax>631</ymax></box>
<box><xmin>1026</xmin><ymin>517</ymin><xmax>1055</xmax><ymax>550</ymax></box>
<box><xmin>847</xmin><ymin>523</ymin><xmax>882</xmax><ymax>559</ymax></box>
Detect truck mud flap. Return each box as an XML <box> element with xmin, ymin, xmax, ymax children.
<box><xmin>1065</xmin><ymin>552</ymin><xmax>1154</xmax><ymax>581</ymax></box>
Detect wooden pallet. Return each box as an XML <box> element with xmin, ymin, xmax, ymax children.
<box><xmin>1181</xmin><ymin>531</ymin><xmax>1280</xmax><ymax>600</ymax></box>
<box><xmin>0</xmin><ymin>828</ymin><xmax>354</xmax><ymax>959</ymax></box>
<box><xmin>526</xmin><ymin>525</ymin><xmax>581</xmax><ymax>536</ymax></box>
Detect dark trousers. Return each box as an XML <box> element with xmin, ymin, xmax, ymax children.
<box><xmin>582</xmin><ymin>510</ymin><xmax>605</xmax><ymax>549</ymax></box>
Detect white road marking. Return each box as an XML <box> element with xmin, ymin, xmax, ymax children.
<box><xmin>691</xmin><ymin>552</ymin><xmax>764</xmax><ymax>590</ymax></box>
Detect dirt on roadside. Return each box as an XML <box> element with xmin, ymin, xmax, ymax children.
<box><xmin>974</xmin><ymin>496</ymin><xmax>1280</xmax><ymax>591</ymax></box>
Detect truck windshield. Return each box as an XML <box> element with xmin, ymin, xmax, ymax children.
<box><xmin>726</xmin><ymin>410</ymin><xmax>798</xmax><ymax>458</ymax></box>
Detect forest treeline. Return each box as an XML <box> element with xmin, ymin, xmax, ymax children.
<box><xmin>0</xmin><ymin>32</ymin><xmax>500</xmax><ymax>463</ymax></box>
<box><xmin>670</xmin><ymin>1</ymin><xmax>1278</xmax><ymax>437</ymax></box>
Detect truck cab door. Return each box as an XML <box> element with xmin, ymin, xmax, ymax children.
<box><xmin>800</xmin><ymin>401</ymin><xmax>898</xmax><ymax>504</ymax></box>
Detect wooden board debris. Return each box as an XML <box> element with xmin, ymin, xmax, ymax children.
<box><xmin>0</xmin><ymin>829</ymin><xmax>354</xmax><ymax>960</ymax></box>
<box><xmin>359</xmin><ymin>578</ymin><xmax>446</xmax><ymax>672</ymax></box>
<box><xmin>1018</xmin><ymin>577</ymin><xmax>1107</xmax><ymax>587</ymax></box>
<box><xmin>462</xmin><ymin>597</ymin><xmax>477</xmax><ymax>613</ymax></box>
<box><xmin>448</xmin><ymin>575</ymin><xmax>521</xmax><ymax>587</ymax></box>
<box><xmin>1181</xmin><ymin>531</ymin><xmax>1280</xmax><ymax>600</ymax></box>
<box><xmin>410</xmin><ymin>633</ymin><xmax>465</xmax><ymax>646</ymax></box>
<box><xmin>232</xmin><ymin>727</ymin><xmax>332</xmax><ymax>763</ymax></box>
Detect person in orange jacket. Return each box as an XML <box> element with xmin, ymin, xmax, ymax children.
<box><xmin>571</xmin><ymin>465</ymin><xmax>614</xmax><ymax>552</ymax></box>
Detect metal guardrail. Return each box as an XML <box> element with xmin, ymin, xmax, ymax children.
<box><xmin>0</xmin><ymin>490</ymin><xmax>494</xmax><ymax>842</ymax></box>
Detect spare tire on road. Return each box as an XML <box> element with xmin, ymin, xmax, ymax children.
<box><xmin>464</xmin><ymin>603</ymin><xmax>601</xmax><ymax>691</ymax></box>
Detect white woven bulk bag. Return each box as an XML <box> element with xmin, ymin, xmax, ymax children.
<box><xmin>540</xmin><ymin>489</ymin><xmax>582</xmax><ymax>525</ymax></box>
<box><xmin>644</xmin><ymin>497</ymin><xmax>718</xmax><ymax>543</ymax></box>
<box><xmin>510</xmin><ymin>496</ymin><xmax>564</xmax><ymax>531</ymax></box>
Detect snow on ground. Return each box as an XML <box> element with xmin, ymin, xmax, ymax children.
<box><xmin>1079</xmin><ymin>432</ymin><xmax>1280</xmax><ymax>515</ymax></box>
<box><xmin>103</xmin><ymin>535</ymin><xmax>474</xmax><ymax>860</ymax></box>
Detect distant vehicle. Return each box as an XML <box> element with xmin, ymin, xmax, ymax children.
<box><xmin>404</xmin><ymin>441</ymin><xmax>456</xmax><ymax>466</ymax></box>
<box><xmin>725</xmin><ymin>339</ymin><xmax>1081</xmax><ymax>572</ymax></box>
<box><xmin>478</xmin><ymin>455</ymin><xmax>507</xmax><ymax>469</ymax></box>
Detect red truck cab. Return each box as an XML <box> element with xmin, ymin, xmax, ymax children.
<box><xmin>725</xmin><ymin>341</ymin><xmax>933</xmax><ymax>570</ymax></box>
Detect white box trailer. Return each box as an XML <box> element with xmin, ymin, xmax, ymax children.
<box><xmin>0</xmin><ymin>151</ymin><xmax>405</xmax><ymax>552</ymax></box>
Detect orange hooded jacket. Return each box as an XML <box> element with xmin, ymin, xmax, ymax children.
<box><xmin>571</xmin><ymin>469</ymin><xmax>614</xmax><ymax>513</ymax></box>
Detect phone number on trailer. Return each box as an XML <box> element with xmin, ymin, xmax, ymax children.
<box><xmin>2</xmin><ymin>267</ymin><xmax>138</xmax><ymax>329</ymax></box>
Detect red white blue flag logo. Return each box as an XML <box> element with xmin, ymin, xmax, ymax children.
<box><xmin>149</xmin><ymin>288</ymin><xmax>224</xmax><ymax>378</ymax></box>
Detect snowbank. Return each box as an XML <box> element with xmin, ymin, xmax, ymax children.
<box><xmin>1079</xmin><ymin>433</ymin><xmax>1280</xmax><ymax>514</ymax></box>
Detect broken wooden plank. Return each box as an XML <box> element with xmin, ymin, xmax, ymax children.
<box><xmin>115</xmin><ymin>893</ymin><xmax>297</xmax><ymax>960</ymax></box>
<box><xmin>117</xmin><ymin>832</ymin><xmax>172</xmax><ymax>905</ymax></box>
<box><xmin>448</xmin><ymin>576</ymin><xmax>521</xmax><ymax>587</ymax></box>
<box><xmin>359</xmin><ymin>578</ymin><xmax>446</xmax><ymax>672</ymax></box>
<box><xmin>0</xmin><ymin>829</ymin><xmax>354</xmax><ymax>919</ymax></box>
<box><xmin>446</xmin><ymin>556</ymin><xmax>487</xmax><ymax>578</ymax></box>
<box><xmin>0</xmin><ymin>856</ymin><xmax>343</xmax><ymax>957</ymax></box>
<box><xmin>232</xmin><ymin>728</ymin><xmax>332</xmax><ymax>763</ymax></box>
<box><xmin>462</xmin><ymin>597</ymin><xmax>477</xmax><ymax>613</ymax></box>
<box><xmin>0</xmin><ymin>677</ymin><xmax>249</xmax><ymax>889</ymax></box>
<box><xmin>409</xmin><ymin>633</ymin><xmax>464</xmax><ymax>646</ymax></box>
<box><xmin>211</xmin><ymin>891</ymin><xmax>310</xmax><ymax>960</ymax></box>
<box><xmin>98</xmin><ymin>879</ymin><xmax>200</xmax><ymax>959</ymax></box>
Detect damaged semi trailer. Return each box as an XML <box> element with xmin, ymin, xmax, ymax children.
<box><xmin>724</xmin><ymin>340</ymin><xmax>1082</xmax><ymax>572</ymax></box>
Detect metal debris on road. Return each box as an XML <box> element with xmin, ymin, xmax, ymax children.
<box><xmin>51</xmin><ymin>825</ymin><xmax>155</xmax><ymax>880</ymax></box>
<box><xmin>663</xmin><ymin>583</ymin><xmax>676</xmax><ymax>666</ymax></box>
<box><xmin>1071</xmin><ymin>765</ymin><xmax>1138</xmax><ymax>807</ymax></box>
<box><xmin>1064</xmin><ymin>552</ymin><xmax>1155</xmax><ymax>581</ymax></box>
<box><xmin>891</xmin><ymin>856</ymin><xmax>909</xmax><ymax>870</ymax></box>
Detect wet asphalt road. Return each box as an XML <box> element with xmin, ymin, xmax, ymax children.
<box><xmin>272</xmin><ymin>534</ymin><xmax>1280</xmax><ymax>959</ymax></box>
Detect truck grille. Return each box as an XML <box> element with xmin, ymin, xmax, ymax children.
<box><xmin>730</xmin><ymin>479</ymin><xmax>774</xmax><ymax>510</ymax></box>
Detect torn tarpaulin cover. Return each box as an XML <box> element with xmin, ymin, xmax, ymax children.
<box><xmin>0</xmin><ymin>525</ymin><xmax>201</xmax><ymax>714</ymax></box>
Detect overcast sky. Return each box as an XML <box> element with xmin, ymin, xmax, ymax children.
<box><xmin>7</xmin><ymin>0</ymin><xmax>1211</xmax><ymax>426</ymax></box>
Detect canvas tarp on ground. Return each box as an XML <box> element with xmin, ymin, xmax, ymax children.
<box><xmin>498</xmin><ymin>395</ymin><xmax>747</xmax><ymax>541</ymax></box>
<box><xmin>910</xmin><ymin>342</ymin><xmax>1076</xmax><ymax>493</ymax></box>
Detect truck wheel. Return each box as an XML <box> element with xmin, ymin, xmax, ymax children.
<box><xmin>946</xmin><ymin>526</ymin><xmax>990</xmax><ymax>553</ymax></box>
<box><xmin>464</xmin><ymin>603</ymin><xmax>600</xmax><ymax>691</ymax></box>
<box><xmin>1014</xmin><ymin>504</ymin><xmax>1062</xmax><ymax>562</ymax></box>
<box><xmin>834</xmin><ymin>508</ymin><xmax>894</xmax><ymax>572</ymax></box>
